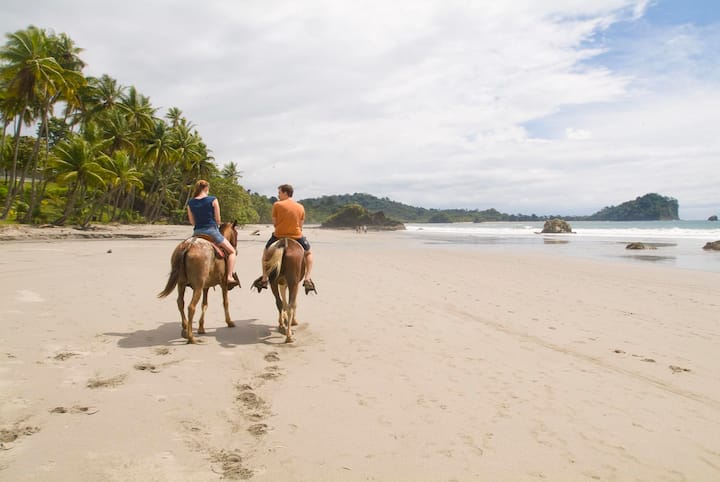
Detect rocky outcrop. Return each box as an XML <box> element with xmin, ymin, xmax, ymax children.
<box><xmin>541</xmin><ymin>218</ymin><xmax>573</xmax><ymax>234</ymax></box>
<box><xmin>702</xmin><ymin>240</ymin><xmax>720</xmax><ymax>251</ymax></box>
<box><xmin>626</xmin><ymin>242</ymin><xmax>657</xmax><ymax>250</ymax></box>
<box><xmin>587</xmin><ymin>193</ymin><xmax>679</xmax><ymax>221</ymax></box>
<box><xmin>709</xmin><ymin>215</ymin><xmax>718</xmax><ymax>221</ymax></box>
<box><xmin>321</xmin><ymin>204</ymin><xmax>405</xmax><ymax>230</ymax></box>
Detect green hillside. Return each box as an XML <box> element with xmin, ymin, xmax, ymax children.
<box><xmin>300</xmin><ymin>193</ymin><xmax>548</xmax><ymax>223</ymax></box>
<box><xmin>586</xmin><ymin>193</ymin><xmax>679</xmax><ymax>221</ymax></box>
<box><xmin>300</xmin><ymin>192</ymin><xmax>680</xmax><ymax>223</ymax></box>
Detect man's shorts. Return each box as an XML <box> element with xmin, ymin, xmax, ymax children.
<box><xmin>193</xmin><ymin>226</ymin><xmax>225</xmax><ymax>244</ymax></box>
<box><xmin>266</xmin><ymin>234</ymin><xmax>311</xmax><ymax>251</ymax></box>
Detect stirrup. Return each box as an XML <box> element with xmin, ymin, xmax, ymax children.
<box><xmin>252</xmin><ymin>276</ymin><xmax>268</xmax><ymax>293</ymax></box>
<box><xmin>303</xmin><ymin>279</ymin><xmax>317</xmax><ymax>295</ymax></box>
<box><xmin>226</xmin><ymin>272</ymin><xmax>240</xmax><ymax>291</ymax></box>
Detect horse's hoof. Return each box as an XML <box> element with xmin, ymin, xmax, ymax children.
<box><xmin>181</xmin><ymin>330</ymin><xmax>189</xmax><ymax>339</ymax></box>
<box><xmin>285</xmin><ymin>336</ymin><xmax>294</xmax><ymax>344</ymax></box>
<box><xmin>291</xmin><ymin>319</ymin><xmax>299</xmax><ymax>326</ymax></box>
<box><xmin>187</xmin><ymin>338</ymin><xmax>197</xmax><ymax>344</ymax></box>
<box><xmin>226</xmin><ymin>321</ymin><xmax>236</xmax><ymax>328</ymax></box>
<box><xmin>198</xmin><ymin>328</ymin><xmax>206</xmax><ymax>334</ymax></box>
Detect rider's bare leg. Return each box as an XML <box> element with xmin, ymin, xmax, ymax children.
<box><xmin>304</xmin><ymin>250</ymin><xmax>314</xmax><ymax>282</ymax></box>
<box><xmin>218</xmin><ymin>239</ymin><xmax>237</xmax><ymax>283</ymax></box>
<box><xmin>260</xmin><ymin>248</ymin><xmax>270</xmax><ymax>283</ymax></box>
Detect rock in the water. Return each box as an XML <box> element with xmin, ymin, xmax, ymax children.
<box><xmin>626</xmin><ymin>242</ymin><xmax>646</xmax><ymax>250</ymax></box>
<box><xmin>709</xmin><ymin>215</ymin><xmax>718</xmax><ymax>221</ymax></box>
<box><xmin>702</xmin><ymin>240</ymin><xmax>720</xmax><ymax>251</ymax></box>
<box><xmin>541</xmin><ymin>218</ymin><xmax>573</xmax><ymax>234</ymax></box>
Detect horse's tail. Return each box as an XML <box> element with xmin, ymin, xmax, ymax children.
<box><xmin>157</xmin><ymin>243</ymin><xmax>189</xmax><ymax>298</ymax></box>
<box><xmin>264</xmin><ymin>239</ymin><xmax>286</xmax><ymax>281</ymax></box>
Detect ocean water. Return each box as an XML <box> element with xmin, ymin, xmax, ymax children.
<box><xmin>401</xmin><ymin>220</ymin><xmax>720</xmax><ymax>273</ymax></box>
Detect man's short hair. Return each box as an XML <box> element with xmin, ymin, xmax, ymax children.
<box><xmin>278</xmin><ymin>184</ymin><xmax>294</xmax><ymax>197</ymax></box>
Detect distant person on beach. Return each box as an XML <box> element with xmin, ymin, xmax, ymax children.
<box><xmin>253</xmin><ymin>184</ymin><xmax>315</xmax><ymax>293</ymax></box>
<box><xmin>187</xmin><ymin>179</ymin><xmax>239</xmax><ymax>289</ymax></box>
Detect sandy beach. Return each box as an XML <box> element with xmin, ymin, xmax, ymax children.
<box><xmin>1</xmin><ymin>224</ymin><xmax>719</xmax><ymax>481</ymax></box>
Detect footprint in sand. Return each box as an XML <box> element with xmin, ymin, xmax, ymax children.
<box><xmin>87</xmin><ymin>374</ymin><xmax>127</xmax><ymax>389</ymax></box>
<box><xmin>247</xmin><ymin>423</ymin><xmax>269</xmax><ymax>436</ymax></box>
<box><xmin>257</xmin><ymin>365</ymin><xmax>283</xmax><ymax>381</ymax></box>
<box><xmin>669</xmin><ymin>365</ymin><xmax>691</xmax><ymax>374</ymax></box>
<box><xmin>0</xmin><ymin>424</ymin><xmax>41</xmax><ymax>450</ymax></box>
<box><xmin>53</xmin><ymin>351</ymin><xmax>80</xmax><ymax>361</ymax></box>
<box><xmin>134</xmin><ymin>362</ymin><xmax>160</xmax><ymax>373</ymax></box>
<box><xmin>154</xmin><ymin>347</ymin><xmax>172</xmax><ymax>356</ymax></box>
<box><xmin>49</xmin><ymin>405</ymin><xmax>99</xmax><ymax>415</ymax></box>
<box><xmin>210</xmin><ymin>449</ymin><xmax>254</xmax><ymax>480</ymax></box>
<box><xmin>264</xmin><ymin>351</ymin><xmax>280</xmax><ymax>362</ymax></box>
<box><xmin>235</xmin><ymin>383</ymin><xmax>271</xmax><ymax>423</ymax></box>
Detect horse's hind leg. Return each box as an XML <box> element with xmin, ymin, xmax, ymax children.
<box><xmin>271</xmin><ymin>283</ymin><xmax>285</xmax><ymax>333</ymax></box>
<box><xmin>279</xmin><ymin>283</ymin><xmax>295</xmax><ymax>343</ymax></box>
<box><xmin>198</xmin><ymin>288</ymin><xmax>209</xmax><ymax>334</ymax></box>
<box><xmin>186</xmin><ymin>288</ymin><xmax>203</xmax><ymax>344</ymax></box>
<box><xmin>221</xmin><ymin>286</ymin><xmax>234</xmax><ymax>328</ymax></box>
<box><xmin>285</xmin><ymin>283</ymin><xmax>299</xmax><ymax>343</ymax></box>
<box><xmin>177</xmin><ymin>285</ymin><xmax>189</xmax><ymax>339</ymax></box>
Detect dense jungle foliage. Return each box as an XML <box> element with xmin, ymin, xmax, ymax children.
<box><xmin>300</xmin><ymin>192</ymin><xmax>680</xmax><ymax>224</ymax></box>
<box><xmin>0</xmin><ymin>26</ymin><xmax>272</xmax><ymax>226</ymax></box>
<box><xmin>300</xmin><ymin>193</ymin><xmax>551</xmax><ymax>223</ymax></box>
<box><xmin>585</xmin><ymin>193</ymin><xmax>679</xmax><ymax>221</ymax></box>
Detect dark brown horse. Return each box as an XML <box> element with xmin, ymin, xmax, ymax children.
<box><xmin>158</xmin><ymin>222</ymin><xmax>238</xmax><ymax>343</ymax></box>
<box><xmin>264</xmin><ymin>238</ymin><xmax>306</xmax><ymax>343</ymax></box>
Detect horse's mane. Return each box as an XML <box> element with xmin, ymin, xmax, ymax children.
<box><xmin>218</xmin><ymin>221</ymin><xmax>238</xmax><ymax>247</ymax></box>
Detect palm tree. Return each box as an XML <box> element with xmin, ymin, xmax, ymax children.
<box><xmin>0</xmin><ymin>26</ymin><xmax>86</xmax><ymax>221</ymax></box>
<box><xmin>118</xmin><ymin>86</ymin><xmax>155</xmax><ymax>133</ymax></box>
<box><xmin>99</xmin><ymin>108</ymin><xmax>136</xmax><ymax>156</ymax></box>
<box><xmin>100</xmin><ymin>150</ymin><xmax>143</xmax><ymax>220</ymax></box>
<box><xmin>221</xmin><ymin>161</ymin><xmax>243</xmax><ymax>183</ymax></box>
<box><xmin>0</xmin><ymin>26</ymin><xmax>52</xmax><ymax>218</ymax></box>
<box><xmin>140</xmin><ymin>119</ymin><xmax>176</xmax><ymax>219</ymax></box>
<box><xmin>73</xmin><ymin>74</ymin><xmax>125</xmax><ymax>131</ymax></box>
<box><xmin>22</xmin><ymin>32</ymin><xmax>86</xmax><ymax>222</ymax></box>
<box><xmin>165</xmin><ymin>107</ymin><xmax>183</xmax><ymax>128</ymax></box>
<box><xmin>50</xmin><ymin>134</ymin><xmax>108</xmax><ymax>224</ymax></box>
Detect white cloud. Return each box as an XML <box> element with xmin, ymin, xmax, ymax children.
<box><xmin>565</xmin><ymin>128</ymin><xmax>592</xmax><ymax>140</ymax></box>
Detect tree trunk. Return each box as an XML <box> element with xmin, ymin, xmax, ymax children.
<box><xmin>22</xmin><ymin>111</ymin><xmax>49</xmax><ymax>223</ymax></box>
<box><xmin>0</xmin><ymin>116</ymin><xmax>24</xmax><ymax>219</ymax></box>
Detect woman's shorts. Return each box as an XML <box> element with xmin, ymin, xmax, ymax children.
<box><xmin>193</xmin><ymin>226</ymin><xmax>225</xmax><ymax>244</ymax></box>
<box><xmin>266</xmin><ymin>234</ymin><xmax>311</xmax><ymax>251</ymax></box>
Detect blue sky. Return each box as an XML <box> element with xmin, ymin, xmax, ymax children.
<box><xmin>1</xmin><ymin>0</ymin><xmax>719</xmax><ymax>218</ymax></box>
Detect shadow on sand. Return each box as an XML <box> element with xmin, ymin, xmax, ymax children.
<box><xmin>105</xmin><ymin>318</ymin><xmax>276</xmax><ymax>348</ymax></box>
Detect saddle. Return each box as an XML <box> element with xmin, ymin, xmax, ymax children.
<box><xmin>192</xmin><ymin>234</ymin><xmax>226</xmax><ymax>259</ymax></box>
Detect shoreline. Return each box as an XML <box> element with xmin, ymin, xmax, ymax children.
<box><xmin>0</xmin><ymin>223</ymin><xmax>197</xmax><ymax>241</ymax></box>
<box><xmin>1</xmin><ymin>226</ymin><xmax>719</xmax><ymax>480</ymax></box>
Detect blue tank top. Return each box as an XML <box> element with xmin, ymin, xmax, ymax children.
<box><xmin>188</xmin><ymin>196</ymin><xmax>217</xmax><ymax>229</ymax></box>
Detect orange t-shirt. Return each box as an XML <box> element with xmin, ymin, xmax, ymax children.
<box><xmin>273</xmin><ymin>199</ymin><xmax>305</xmax><ymax>238</ymax></box>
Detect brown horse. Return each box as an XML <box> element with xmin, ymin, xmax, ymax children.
<box><xmin>264</xmin><ymin>238</ymin><xmax>306</xmax><ymax>343</ymax></box>
<box><xmin>158</xmin><ymin>221</ymin><xmax>238</xmax><ymax>343</ymax></box>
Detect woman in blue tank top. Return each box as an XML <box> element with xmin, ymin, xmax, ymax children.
<box><xmin>187</xmin><ymin>180</ymin><xmax>239</xmax><ymax>289</ymax></box>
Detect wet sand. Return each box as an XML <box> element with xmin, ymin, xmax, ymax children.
<box><xmin>1</xmin><ymin>224</ymin><xmax>719</xmax><ymax>480</ymax></box>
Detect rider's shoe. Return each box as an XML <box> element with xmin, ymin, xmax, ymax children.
<box><xmin>252</xmin><ymin>276</ymin><xmax>268</xmax><ymax>293</ymax></box>
<box><xmin>226</xmin><ymin>273</ymin><xmax>240</xmax><ymax>291</ymax></box>
<box><xmin>303</xmin><ymin>279</ymin><xmax>317</xmax><ymax>295</ymax></box>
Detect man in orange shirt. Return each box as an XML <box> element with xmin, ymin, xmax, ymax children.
<box><xmin>254</xmin><ymin>184</ymin><xmax>315</xmax><ymax>293</ymax></box>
